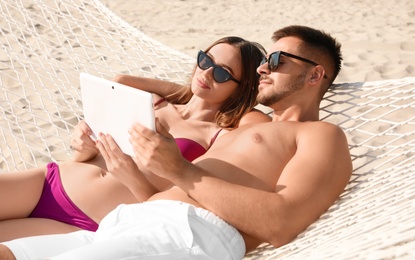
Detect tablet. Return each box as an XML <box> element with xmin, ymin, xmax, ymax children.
<box><xmin>80</xmin><ymin>73</ymin><xmax>155</xmax><ymax>156</ymax></box>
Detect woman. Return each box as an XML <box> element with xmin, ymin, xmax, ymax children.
<box><xmin>0</xmin><ymin>36</ymin><xmax>270</xmax><ymax>241</ymax></box>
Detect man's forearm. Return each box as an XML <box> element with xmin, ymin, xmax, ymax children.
<box><xmin>172</xmin><ymin>163</ymin><xmax>282</xmax><ymax>247</ymax></box>
<box><xmin>112</xmin><ymin>74</ymin><xmax>183</xmax><ymax>97</ymax></box>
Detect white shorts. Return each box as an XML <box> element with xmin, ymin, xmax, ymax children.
<box><xmin>3</xmin><ymin>200</ymin><xmax>245</xmax><ymax>260</ymax></box>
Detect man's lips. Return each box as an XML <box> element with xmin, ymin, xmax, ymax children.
<box><xmin>259</xmin><ymin>79</ymin><xmax>272</xmax><ymax>86</ymax></box>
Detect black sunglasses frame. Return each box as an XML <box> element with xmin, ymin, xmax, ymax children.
<box><xmin>261</xmin><ymin>51</ymin><xmax>328</xmax><ymax>79</ymax></box>
<box><xmin>197</xmin><ymin>50</ymin><xmax>240</xmax><ymax>84</ymax></box>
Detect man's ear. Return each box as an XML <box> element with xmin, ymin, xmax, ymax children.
<box><xmin>309</xmin><ymin>65</ymin><xmax>326</xmax><ymax>83</ymax></box>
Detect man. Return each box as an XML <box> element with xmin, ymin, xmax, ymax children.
<box><xmin>0</xmin><ymin>25</ymin><xmax>352</xmax><ymax>259</ymax></box>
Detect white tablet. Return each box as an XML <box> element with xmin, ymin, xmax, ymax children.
<box><xmin>80</xmin><ymin>73</ymin><xmax>155</xmax><ymax>156</ymax></box>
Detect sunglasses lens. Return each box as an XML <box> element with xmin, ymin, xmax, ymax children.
<box><xmin>260</xmin><ymin>53</ymin><xmax>279</xmax><ymax>71</ymax></box>
<box><xmin>268</xmin><ymin>52</ymin><xmax>280</xmax><ymax>71</ymax></box>
<box><xmin>197</xmin><ymin>50</ymin><xmax>234</xmax><ymax>83</ymax></box>
<box><xmin>213</xmin><ymin>67</ymin><xmax>230</xmax><ymax>83</ymax></box>
<box><xmin>198</xmin><ymin>51</ymin><xmax>212</xmax><ymax>70</ymax></box>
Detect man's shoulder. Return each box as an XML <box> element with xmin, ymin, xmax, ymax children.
<box><xmin>305</xmin><ymin>120</ymin><xmax>343</xmax><ymax>129</ymax></box>
<box><xmin>275</xmin><ymin>120</ymin><xmax>347</xmax><ymax>142</ymax></box>
<box><xmin>253</xmin><ymin>120</ymin><xmax>346</xmax><ymax>144</ymax></box>
<box><xmin>244</xmin><ymin>120</ymin><xmax>346</xmax><ymax>139</ymax></box>
<box><xmin>267</xmin><ymin>120</ymin><xmax>343</xmax><ymax>131</ymax></box>
<box><xmin>295</xmin><ymin>121</ymin><xmax>349</xmax><ymax>150</ymax></box>
<box><xmin>306</xmin><ymin>120</ymin><xmax>345</xmax><ymax>134</ymax></box>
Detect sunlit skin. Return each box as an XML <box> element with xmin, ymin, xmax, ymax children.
<box><xmin>129</xmin><ymin>36</ymin><xmax>352</xmax><ymax>252</ymax></box>
<box><xmin>0</xmin><ymin>34</ymin><xmax>351</xmax><ymax>260</ymax></box>
<box><xmin>0</xmin><ymin>43</ymin><xmax>270</xmax><ymax>242</ymax></box>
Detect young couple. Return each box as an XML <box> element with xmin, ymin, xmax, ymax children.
<box><xmin>0</xmin><ymin>25</ymin><xmax>352</xmax><ymax>259</ymax></box>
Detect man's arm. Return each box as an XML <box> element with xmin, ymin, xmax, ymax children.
<box><xmin>130</xmin><ymin>121</ymin><xmax>352</xmax><ymax>249</ymax></box>
<box><xmin>112</xmin><ymin>74</ymin><xmax>184</xmax><ymax>97</ymax></box>
<box><xmin>178</xmin><ymin>122</ymin><xmax>352</xmax><ymax>248</ymax></box>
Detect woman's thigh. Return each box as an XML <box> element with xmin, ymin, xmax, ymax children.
<box><xmin>0</xmin><ymin>167</ymin><xmax>47</xmax><ymax>220</ymax></box>
<box><xmin>0</xmin><ymin>218</ymin><xmax>81</xmax><ymax>242</ymax></box>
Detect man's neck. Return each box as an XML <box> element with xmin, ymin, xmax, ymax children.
<box><xmin>270</xmin><ymin>104</ymin><xmax>320</xmax><ymax>122</ymax></box>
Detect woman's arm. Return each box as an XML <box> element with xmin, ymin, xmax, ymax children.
<box><xmin>112</xmin><ymin>74</ymin><xmax>184</xmax><ymax>98</ymax></box>
<box><xmin>71</xmin><ymin>120</ymin><xmax>99</xmax><ymax>162</ymax></box>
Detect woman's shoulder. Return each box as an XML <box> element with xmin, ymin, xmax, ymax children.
<box><xmin>152</xmin><ymin>94</ymin><xmax>167</xmax><ymax>108</ymax></box>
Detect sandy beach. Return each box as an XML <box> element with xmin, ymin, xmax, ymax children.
<box><xmin>101</xmin><ymin>0</ymin><xmax>415</xmax><ymax>83</ymax></box>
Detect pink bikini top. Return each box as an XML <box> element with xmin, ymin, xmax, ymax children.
<box><xmin>155</xmin><ymin>98</ymin><xmax>221</xmax><ymax>162</ymax></box>
<box><xmin>175</xmin><ymin>130</ymin><xmax>221</xmax><ymax>162</ymax></box>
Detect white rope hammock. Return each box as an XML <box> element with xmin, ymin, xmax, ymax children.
<box><xmin>0</xmin><ymin>0</ymin><xmax>194</xmax><ymax>171</ymax></box>
<box><xmin>1</xmin><ymin>0</ymin><xmax>414</xmax><ymax>258</ymax></box>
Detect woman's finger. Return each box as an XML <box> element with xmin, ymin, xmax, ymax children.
<box><xmin>96</xmin><ymin>138</ymin><xmax>109</xmax><ymax>161</ymax></box>
<box><xmin>105</xmin><ymin>134</ymin><xmax>125</xmax><ymax>158</ymax></box>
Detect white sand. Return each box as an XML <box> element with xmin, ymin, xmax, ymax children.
<box><xmin>100</xmin><ymin>0</ymin><xmax>415</xmax><ymax>83</ymax></box>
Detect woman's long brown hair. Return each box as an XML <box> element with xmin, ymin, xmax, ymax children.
<box><xmin>165</xmin><ymin>36</ymin><xmax>266</xmax><ymax>129</ymax></box>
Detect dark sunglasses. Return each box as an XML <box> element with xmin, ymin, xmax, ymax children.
<box><xmin>260</xmin><ymin>51</ymin><xmax>328</xmax><ymax>79</ymax></box>
<box><xmin>197</xmin><ymin>50</ymin><xmax>240</xmax><ymax>84</ymax></box>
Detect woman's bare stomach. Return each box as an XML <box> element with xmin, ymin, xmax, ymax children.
<box><xmin>58</xmin><ymin>160</ymin><xmax>141</xmax><ymax>223</ymax></box>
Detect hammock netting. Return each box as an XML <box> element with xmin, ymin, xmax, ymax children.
<box><xmin>1</xmin><ymin>0</ymin><xmax>414</xmax><ymax>258</ymax></box>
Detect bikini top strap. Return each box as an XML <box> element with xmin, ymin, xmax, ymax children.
<box><xmin>154</xmin><ymin>97</ymin><xmax>166</xmax><ymax>107</ymax></box>
<box><xmin>208</xmin><ymin>129</ymin><xmax>223</xmax><ymax>149</ymax></box>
